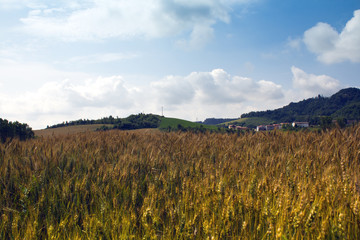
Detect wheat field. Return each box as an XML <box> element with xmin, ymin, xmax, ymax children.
<box><xmin>1</xmin><ymin>126</ymin><xmax>360</xmax><ymax>239</ymax></box>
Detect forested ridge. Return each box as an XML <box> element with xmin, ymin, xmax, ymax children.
<box><xmin>241</xmin><ymin>87</ymin><xmax>360</xmax><ymax>124</ymax></box>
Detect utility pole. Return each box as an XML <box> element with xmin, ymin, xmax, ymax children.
<box><xmin>161</xmin><ymin>106</ymin><xmax>164</xmax><ymax>117</ymax></box>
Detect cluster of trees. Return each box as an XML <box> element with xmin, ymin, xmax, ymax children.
<box><xmin>49</xmin><ymin>114</ymin><xmax>162</xmax><ymax>130</ymax></box>
<box><xmin>166</xmin><ymin>124</ymin><xmax>209</xmax><ymax>133</ymax></box>
<box><xmin>94</xmin><ymin>114</ymin><xmax>161</xmax><ymax>131</ymax></box>
<box><xmin>47</xmin><ymin>115</ymin><xmax>122</xmax><ymax>128</ymax></box>
<box><xmin>109</xmin><ymin>114</ymin><xmax>162</xmax><ymax>130</ymax></box>
<box><xmin>0</xmin><ymin>118</ymin><xmax>34</xmax><ymax>142</ymax></box>
<box><xmin>201</xmin><ymin>118</ymin><xmax>238</xmax><ymax>125</ymax></box>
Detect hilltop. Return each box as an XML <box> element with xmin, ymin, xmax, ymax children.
<box><xmin>212</xmin><ymin>87</ymin><xmax>359</xmax><ymax>128</ymax></box>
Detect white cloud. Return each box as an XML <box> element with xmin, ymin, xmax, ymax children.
<box><xmin>152</xmin><ymin>69</ymin><xmax>284</xmax><ymax>106</ymax></box>
<box><xmin>291</xmin><ymin>66</ymin><xmax>341</xmax><ymax>98</ymax></box>
<box><xmin>304</xmin><ymin>23</ymin><xmax>338</xmax><ymax>55</ymax></box>
<box><xmin>68</xmin><ymin>76</ymin><xmax>134</xmax><ymax>108</ymax></box>
<box><xmin>151</xmin><ymin>75</ymin><xmax>195</xmax><ymax>106</ymax></box>
<box><xmin>0</xmin><ymin>75</ymin><xmax>136</xmax><ymax>129</ymax></box>
<box><xmin>19</xmin><ymin>0</ymin><xmax>251</xmax><ymax>46</ymax></box>
<box><xmin>303</xmin><ymin>9</ymin><xmax>360</xmax><ymax>63</ymax></box>
<box><xmin>150</xmin><ymin>68</ymin><xmax>286</xmax><ymax>121</ymax></box>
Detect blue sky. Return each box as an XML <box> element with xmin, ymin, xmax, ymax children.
<box><xmin>0</xmin><ymin>0</ymin><xmax>359</xmax><ymax>129</ymax></box>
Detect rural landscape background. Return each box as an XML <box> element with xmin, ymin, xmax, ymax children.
<box><xmin>1</xmin><ymin>0</ymin><xmax>360</xmax><ymax>239</ymax></box>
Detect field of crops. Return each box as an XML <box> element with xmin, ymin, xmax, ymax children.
<box><xmin>1</xmin><ymin>126</ymin><xmax>360</xmax><ymax>239</ymax></box>
<box><xmin>34</xmin><ymin>124</ymin><xmax>114</xmax><ymax>138</ymax></box>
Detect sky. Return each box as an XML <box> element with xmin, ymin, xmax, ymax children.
<box><xmin>0</xmin><ymin>0</ymin><xmax>359</xmax><ymax>129</ymax></box>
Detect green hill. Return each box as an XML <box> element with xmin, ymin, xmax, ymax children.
<box><xmin>48</xmin><ymin>113</ymin><xmax>161</xmax><ymax>130</ymax></box>
<box><xmin>159</xmin><ymin>117</ymin><xmax>218</xmax><ymax>131</ymax></box>
<box><xmin>45</xmin><ymin>114</ymin><xmax>218</xmax><ymax>133</ymax></box>
<box><xmin>240</xmin><ymin>87</ymin><xmax>360</xmax><ymax>125</ymax></box>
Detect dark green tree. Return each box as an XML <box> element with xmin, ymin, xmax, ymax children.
<box><xmin>319</xmin><ymin>116</ymin><xmax>333</xmax><ymax>130</ymax></box>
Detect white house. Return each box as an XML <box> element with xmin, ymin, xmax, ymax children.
<box><xmin>256</xmin><ymin>125</ymin><xmax>267</xmax><ymax>131</ymax></box>
<box><xmin>292</xmin><ymin>122</ymin><xmax>309</xmax><ymax>128</ymax></box>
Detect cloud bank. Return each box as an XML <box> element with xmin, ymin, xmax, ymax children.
<box><xmin>304</xmin><ymin>9</ymin><xmax>360</xmax><ymax>64</ymax></box>
<box><xmin>152</xmin><ymin>69</ymin><xmax>284</xmax><ymax>106</ymax></box>
<box><xmin>0</xmin><ymin>65</ymin><xmax>342</xmax><ymax>129</ymax></box>
<box><xmin>0</xmin><ymin>75</ymin><xmax>137</xmax><ymax>129</ymax></box>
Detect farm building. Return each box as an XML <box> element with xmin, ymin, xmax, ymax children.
<box><xmin>292</xmin><ymin>122</ymin><xmax>309</xmax><ymax>128</ymax></box>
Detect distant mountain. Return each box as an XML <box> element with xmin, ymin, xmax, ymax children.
<box><xmin>241</xmin><ymin>87</ymin><xmax>360</xmax><ymax>124</ymax></box>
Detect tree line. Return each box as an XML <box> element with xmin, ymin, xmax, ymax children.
<box><xmin>48</xmin><ymin>114</ymin><xmax>162</xmax><ymax>131</ymax></box>
<box><xmin>0</xmin><ymin>118</ymin><xmax>34</xmax><ymax>142</ymax></box>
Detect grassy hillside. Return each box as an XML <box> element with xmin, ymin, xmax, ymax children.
<box><xmin>1</xmin><ymin>126</ymin><xmax>359</xmax><ymax>239</ymax></box>
<box><xmin>221</xmin><ymin>117</ymin><xmax>275</xmax><ymax>128</ymax></box>
<box><xmin>159</xmin><ymin>117</ymin><xmax>218</xmax><ymax>130</ymax></box>
<box><xmin>34</xmin><ymin>117</ymin><xmax>218</xmax><ymax>137</ymax></box>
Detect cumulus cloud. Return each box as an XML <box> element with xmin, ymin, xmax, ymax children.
<box><xmin>291</xmin><ymin>66</ymin><xmax>341</xmax><ymax>97</ymax></box>
<box><xmin>19</xmin><ymin>0</ymin><xmax>251</xmax><ymax>46</ymax></box>
<box><xmin>150</xmin><ymin>68</ymin><xmax>287</xmax><ymax>121</ymax></box>
<box><xmin>0</xmin><ymin>75</ymin><xmax>136</xmax><ymax>129</ymax></box>
<box><xmin>151</xmin><ymin>75</ymin><xmax>195</xmax><ymax>106</ymax></box>
<box><xmin>152</xmin><ymin>69</ymin><xmax>284</xmax><ymax>106</ymax></box>
<box><xmin>303</xmin><ymin>9</ymin><xmax>360</xmax><ymax>63</ymax></box>
<box><xmin>68</xmin><ymin>76</ymin><xmax>134</xmax><ymax>108</ymax></box>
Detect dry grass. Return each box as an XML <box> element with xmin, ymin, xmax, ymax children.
<box><xmin>1</xmin><ymin>126</ymin><xmax>360</xmax><ymax>239</ymax></box>
<box><xmin>34</xmin><ymin>124</ymin><xmax>114</xmax><ymax>137</ymax></box>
